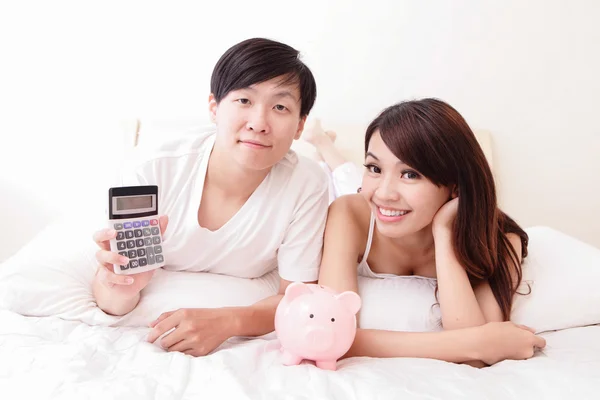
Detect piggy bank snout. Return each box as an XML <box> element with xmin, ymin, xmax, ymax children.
<box><xmin>306</xmin><ymin>326</ymin><xmax>334</xmax><ymax>351</ymax></box>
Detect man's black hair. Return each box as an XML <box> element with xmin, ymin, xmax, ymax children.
<box><xmin>210</xmin><ymin>38</ymin><xmax>317</xmax><ymax>117</ymax></box>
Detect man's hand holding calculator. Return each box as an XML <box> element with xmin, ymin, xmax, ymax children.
<box><xmin>92</xmin><ymin>186</ymin><xmax>168</xmax><ymax>316</ymax></box>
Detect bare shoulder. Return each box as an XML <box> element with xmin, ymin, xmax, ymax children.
<box><xmin>506</xmin><ymin>233</ymin><xmax>523</xmax><ymax>262</ymax></box>
<box><xmin>329</xmin><ymin>194</ymin><xmax>370</xmax><ymax>226</ymax></box>
<box><xmin>326</xmin><ymin>194</ymin><xmax>371</xmax><ymax>246</ymax></box>
<box><xmin>505</xmin><ymin>233</ymin><xmax>524</xmax><ymax>289</ymax></box>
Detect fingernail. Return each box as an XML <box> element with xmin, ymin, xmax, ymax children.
<box><xmin>125</xmin><ymin>277</ymin><xmax>134</xmax><ymax>284</ymax></box>
<box><xmin>107</xmin><ymin>229</ymin><xmax>116</xmax><ymax>236</ymax></box>
<box><xmin>120</xmin><ymin>257</ymin><xmax>129</xmax><ymax>264</ymax></box>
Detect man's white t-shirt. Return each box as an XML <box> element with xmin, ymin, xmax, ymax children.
<box><xmin>118</xmin><ymin>129</ymin><xmax>329</xmax><ymax>282</ymax></box>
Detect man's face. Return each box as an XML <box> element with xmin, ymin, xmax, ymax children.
<box><xmin>209</xmin><ymin>77</ymin><xmax>306</xmax><ymax>171</ymax></box>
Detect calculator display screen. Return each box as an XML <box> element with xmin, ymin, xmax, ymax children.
<box><xmin>109</xmin><ymin>186</ymin><xmax>158</xmax><ymax>218</ymax></box>
<box><xmin>116</xmin><ymin>195</ymin><xmax>153</xmax><ymax>211</ymax></box>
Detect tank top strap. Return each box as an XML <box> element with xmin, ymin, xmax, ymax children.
<box><xmin>359</xmin><ymin>212</ymin><xmax>376</xmax><ymax>264</ymax></box>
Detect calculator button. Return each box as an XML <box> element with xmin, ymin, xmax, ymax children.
<box><xmin>154</xmin><ymin>245</ymin><xmax>162</xmax><ymax>254</ymax></box>
<box><xmin>124</xmin><ymin>222</ymin><xmax>133</xmax><ymax>229</ymax></box>
<box><xmin>150</xmin><ymin>219</ymin><xmax>158</xmax><ymax>226</ymax></box>
<box><xmin>142</xmin><ymin>220</ymin><xmax>150</xmax><ymax>227</ymax></box>
<box><xmin>134</xmin><ymin>229</ymin><xmax>143</xmax><ymax>238</ymax></box>
<box><xmin>146</xmin><ymin>247</ymin><xmax>154</xmax><ymax>256</ymax></box>
<box><xmin>152</xmin><ymin>236</ymin><xmax>161</xmax><ymax>245</ymax></box>
<box><xmin>136</xmin><ymin>239</ymin><xmax>144</xmax><ymax>247</ymax></box>
<box><xmin>114</xmin><ymin>223</ymin><xmax>124</xmax><ymax>230</ymax></box>
<box><xmin>139</xmin><ymin>257</ymin><xmax>148</xmax><ymax>267</ymax></box>
<box><xmin>129</xmin><ymin>260</ymin><xmax>139</xmax><ymax>268</ymax></box>
<box><xmin>116</xmin><ymin>231</ymin><xmax>125</xmax><ymax>240</ymax></box>
<box><xmin>126</xmin><ymin>240</ymin><xmax>135</xmax><ymax>249</ymax></box>
<box><xmin>143</xmin><ymin>228</ymin><xmax>151</xmax><ymax>236</ymax></box>
<box><xmin>133</xmin><ymin>221</ymin><xmax>141</xmax><ymax>228</ymax></box>
<box><xmin>137</xmin><ymin>248</ymin><xmax>146</xmax><ymax>257</ymax></box>
<box><xmin>151</xmin><ymin>227</ymin><xmax>160</xmax><ymax>235</ymax></box>
<box><xmin>125</xmin><ymin>231</ymin><xmax>134</xmax><ymax>239</ymax></box>
<box><xmin>144</xmin><ymin>238</ymin><xmax>152</xmax><ymax>246</ymax></box>
<box><xmin>128</xmin><ymin>250</ymin><xmax>137</xmax><ymax>259</ymax></box>
<box><xmin>155</xmin><ymin>255</ymin><xmax>164</xmax><ymax>263</ymax></box>
<box><xmin>117</xmin><ymin>241</ymin><xmax>127</xmax><ymax>250</ymax></box>
<box><xmin>120</xmin><ymin>264</ymin><xmax>129</xmax><ymax>271</ymax></box>
<box><xmin>118</xmin><ymin>251</ymin><xmax>128</xmax><ymax>258</ymax></box>
<box><xmin>147</xmin><ymin>255</ymin><xmax>155</xmax><ymax>265</ymax></box>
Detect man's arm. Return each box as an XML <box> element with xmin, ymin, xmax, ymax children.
<box><xmin>92</xmin><ymin>272</ymin><xmax>142</xmax><ymax>316</ymax></box>
<box><xmin>230</xmin><ymin>278</ymin><xmax>314</xmax><ymax>337</ymax></box>
<box><xmin>92</xmin><ymin>215</ymin><xmax>169</xmax><ymax>316</ymax></box>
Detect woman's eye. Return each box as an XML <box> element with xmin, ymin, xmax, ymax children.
<box><xmin>274</xmin><ymin>104</ymin><xmax>287</xmax><ymax>111</ymax></box>
<box><xmin>364</xmin><ymin>164</ymin><xmax>381</xmax><ymax>174</ymax></box>
<box><xmin>237</xmin><ymin>98</ymin><xmax>250</xmax><ymax>105</ymax></box>
<box><xmin>402</xmin><ymin>170</ymin><xmax>419</xmax><ymax>179</ymax></box>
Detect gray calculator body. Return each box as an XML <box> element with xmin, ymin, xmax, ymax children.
<box><xmin>108</xmin><ymin>185</ymin><xmax>166</xmax><ymax>275</ymax></box>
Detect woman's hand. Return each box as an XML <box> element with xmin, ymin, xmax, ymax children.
<box><xmin>432</xmin><ymin>197</ymin><xmax>459</xmax><ymax>236</ymax></box>
<box><xmin>476</xmin><ymin>321</ymin><xmax>546</xmax><ymax>365</ymax></box>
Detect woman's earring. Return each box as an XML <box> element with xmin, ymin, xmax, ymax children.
<box><xmin>357</xmin><ymin>187</ymin><xmax>362</xmax><ymax>193</ymax></box>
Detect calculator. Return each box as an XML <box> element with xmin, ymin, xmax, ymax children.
<box><xmin>108</xmin><ymin>185</ymin><xmax>166</xmax><ymax>275</ymax></box>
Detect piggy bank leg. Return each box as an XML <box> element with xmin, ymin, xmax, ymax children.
<box><xmin>281</xmin><ymin>349</ymin><xmax>303</xmax><ymax>366</ymax></box>
<box><xmin>315</xmin><ymin>360</ymin><xmax>337</xmax><ymax>371</ymax></box>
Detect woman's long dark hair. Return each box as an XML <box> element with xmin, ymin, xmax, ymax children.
<box><xmin>365</xmin><ymin>98</ymin><xmax>528</xmax><ymax>321</ymax></box>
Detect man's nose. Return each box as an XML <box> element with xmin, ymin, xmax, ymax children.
<box><xmin>246</xmin><ymin>107</ymin><xmax>269</xmax><ymax>133</ymax></box>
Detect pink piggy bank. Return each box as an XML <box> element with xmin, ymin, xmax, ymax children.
<box><xmin>274</xmin><ymin>282</ymin><xmax>362</xmax><ymax>371</ymax></box>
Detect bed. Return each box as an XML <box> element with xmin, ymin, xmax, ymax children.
<box><xmin>1</xmin><ymin>119</ymin><xmax>599</xmax><ymax>399</ymax></box>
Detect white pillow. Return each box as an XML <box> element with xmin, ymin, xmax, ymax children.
<box><xmin>2</xmin><ymin>220</ymin><xmax>598</xmax><ymax>335</ymax></box>
<box><xmin>116</xmin><ymin>269</ymin><xmax>279</xmax><ymax>327</ymax></box>
<box><xmin>357</xmin><ymin>275</ymin><xmax>442</xmax><ymax>332</ymax></box>
<box><xmin>0</xmin><ymin>216</ymin><xmax>279</xmax><ymax>327</ymax></box>
<box><xmin>511</xmin><ymin>226</ymin><xmax>600</xmax><ymax>333</ymax></box>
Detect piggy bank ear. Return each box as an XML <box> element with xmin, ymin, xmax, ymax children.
<box><xmin>335</xmin><ymin>291</ymin><xmax>362</xmax><ymax>315</ymax></box>
<box><xmin>284</xmin><ymin>282</ymin><xmax>312</xmax><ymax>301</ymax></box>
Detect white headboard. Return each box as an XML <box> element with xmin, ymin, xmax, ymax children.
<box><xmin>120</xmin><ymin>118</ymin><xmax>494</xmax><ymax>172</ymax></box>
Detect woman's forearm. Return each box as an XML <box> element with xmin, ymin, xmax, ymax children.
<box><xmin>345</xmin><ymin>327</ymin><xmax>482</xmax><ymax>363</ymax></box>
<box><xmin>434</xmin><ymin>229</ymin><xmax>486</xmax><ymax>329</ymax></box>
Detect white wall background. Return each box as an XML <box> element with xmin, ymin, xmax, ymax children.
<box><xmin>1</xmin><ymin>0</ymin><xmax>599</xmax><ymax>261</ymax></box>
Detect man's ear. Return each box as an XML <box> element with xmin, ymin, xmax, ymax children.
<box><xmin>294</xmin><ymin>116</ymin><xmax>307</xmax><ymax>140</ymax></box>
<box><xmin>208</xmin><ymin>94</ymin><xmax>218</xmax><ymax>123</ymax></box>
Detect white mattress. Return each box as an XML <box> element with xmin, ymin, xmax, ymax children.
<box><xmin>1</xmin><ymin>309</ymin><xmax>598</xmax><ymax>399</ymax></box>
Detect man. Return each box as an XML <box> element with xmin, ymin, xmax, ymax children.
<box><xmin>92</xmin><ymin>38</ymin><xmax>328</xmax><ymax>356</ymax></box>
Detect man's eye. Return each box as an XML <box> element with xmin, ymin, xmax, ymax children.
<box><xmin>237</xmin><ymin>98</ymin><xmax>250</xmax><ymax>105</ymax></box>
<box><xmin>364</xmin><ymin>164</ymin><xmax>381</xmax><ymax>174</ymax></box>
<box><xmin>274</xmin><ymin>104</ymin><xmax>287</xmax><ymax>111</ymax></box>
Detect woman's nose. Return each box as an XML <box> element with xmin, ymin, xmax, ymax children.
<box><xmin>376</xmin><ymin>175</ymin><xmax>400</xmax><ymax>201</ymax></box>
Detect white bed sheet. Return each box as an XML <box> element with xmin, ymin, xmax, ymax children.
<box><xmin>1</xmin><ymin>310</ymin><xmax>598</xmax><ymax>400</ymax></box>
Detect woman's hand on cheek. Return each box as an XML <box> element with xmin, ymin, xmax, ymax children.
<box><xmin>432</xmin><ymin>197</ymin><xmax>459</xmax><ymax>236</ymax></box>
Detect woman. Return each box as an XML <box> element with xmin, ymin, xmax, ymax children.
<box><xmin>316</xmin><ymin>98</ymin><xmax>545</xmax><ymax>366</ymax></box>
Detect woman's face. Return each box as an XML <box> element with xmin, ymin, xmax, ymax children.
<box><xmin>361</xmin><ymin>131</ymin><xmax>452</xmax><ymax>239</ymax></box>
